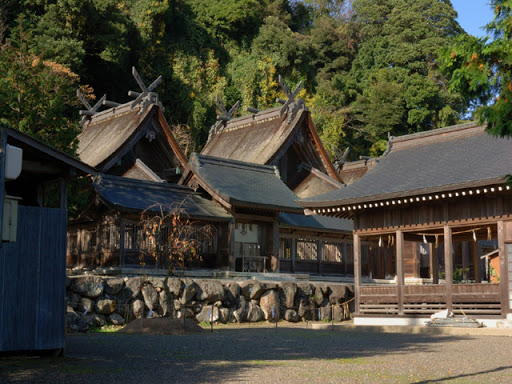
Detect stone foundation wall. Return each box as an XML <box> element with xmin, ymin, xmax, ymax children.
<box><xmin>66</xmin><ymin>276</ymin><xmax>354</xmax><ymax>332</ymax></box>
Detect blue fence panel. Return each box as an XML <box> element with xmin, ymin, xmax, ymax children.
<box><xmin>0</xmin><ymin>206</ymin><xmax>67</xmax><ymax>352</ymax></box>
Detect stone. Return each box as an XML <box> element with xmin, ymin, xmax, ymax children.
<box><xmin>298</xmin><ymin>299</ymin><xmax>314</xmax><ymax>321</ymax></box>
<box><xmin>70</xmin><ymin>276</ymin><xmax>104</xmax><ymax>298</ymax></box>
<box><xmin>67</xmin><ymin>292</ymin><xmax>81</xmax><ymax>309</ymax></box>
<box><xmin>141</xmin><ymin>284</ymin><xmax>159</xmax><ymax>310</ymax></box>
<box><xmin>173</xmin><ymin>299</ymin><xmax>182</xmax><ymax>312</ymax></box>
<box><xmin>240</xmin><ymin>280</ymin><xmax>265</xmax><ymax>300</ymax></box>
<box><xmin>66</xmin><ymin>306</ymin><xmax>79</xmax><ymax>326</ymax></box>
<box><xmin>312</xmin><ymin>285</ymin><xmax>324</xmax><ymax>306</ymax></box>
<box><xmin>329</xmin><ymin>285</ymin><xmax>349</xmax><ymax>304</ymax></box>
<box><xmin>77</xmin><ymin>297</ymin><xmax>94</xmax><ymax>315</ymax></box>
<box><xmin>280</xmin><ymin>282</ymin><xmax>297</xmax><ymax>309</ymax></box>
<box><xmin>333</xmin><ymin>304</ymin><xmax>350</xmax><ymax>322</ymax></box>
<box><xmin>117</xmin><ymin>277</ymin><xmax>143</xmax><ymax>304</ymax></box>
<box><xmin>132</xmin><ymin>299</ymin><xmax>145</xmax><ymax>319</ymax></box>
<box><xmin>233</xmin><ymin>296</ymin><xmax>249</xmax><ymax>323</ymax></box>
<box><xmin>223</xmin><ymin>283</ymin><xmax>239</xmax><ymax>308</ymax></box>
<box><xmin>246</xmin><ymin>302</ymin><xmax>264</xmax><ymax>322</ymax></box>
<box><xmin>166</xmin><ymin>278</ymin><xmax>183</xmax><ymax>296</ymax></box>
<box><xmin>109</xmin><ymin>313</ymin><xmax>125</xmax><ymax>325</ymax></box>
<box><xmin>159</xmin><ymin>290</ymin><xmax>170</xmax><ymax>316</ymax></box>
<box><xmin>177</xmin><ymin>308</ymin><xmax>195</xmax><ymax>319</ymax></box>
<box><xmin>195</xmin><ymin>280</ymin><xmax>226</xmax><ymax>303</ymax></box>
<box><xmin>320</xmin><ymin>305</ymin><xmax>332</xmax><ymax>321</ymax></box>
<box><xmin>196</xmin><ymin>305</ymin><xmax>219</xmax><ymax>323</ymax></box>
<box><xmin>83</xmin><ymin>313</ymin><xmax>106</xmax><ymax>328</ymax></box>
<box><xmin>95</xmin><ymin>297</ymin><xmax>117</xmax><ymax>315</ymax></box>
<box><xmin>284</xmin><ymin>309</ymin><xmax>300</xmax><ymax>322</ymax></box>
<box><xmin>259</xmin><ymin>290</ymin><xmax>279</xmax><ymax>321</ymax></box>
<box><xmin>297</xmin><ymin>283</ymin><xmax>315</xmax><ymax>297</ymax></box>
<box><xmin>219</xmin><ymin>307</ymin><xmax>230</xmax><ymax>324</ymax></box>
<box><xmin>104</xmin><ymin>277</ymin><xmax>124</xmax><ymax>295</ymax></box>
<box><xmin>180</xmin><ymin>281</ymin><xmax>198</xmax><ymax>305</ymax></box>
<box><xmin>147</xmin><ymin>277</ymin><xmax>166</xmax><ymax>290</ymax></box>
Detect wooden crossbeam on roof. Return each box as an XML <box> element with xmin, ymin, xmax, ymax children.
<box><xmin>207</xmin><ymin>96</ymin><xmax>240</xmax><ymax>142</ymax></box>
<box><xmin>128</xmin><ymin>66</ymin><xmax>163</xmax><ymax>113</ymax></box>
<box><xmin>77</xmin><ymin>90</ymin><xmax>107</xmax><ymax>127</ymax></box>
<box><xmin>277</xmin><ymin>75</ymin><xmax>303</xmax><ymax>117</ymax></box>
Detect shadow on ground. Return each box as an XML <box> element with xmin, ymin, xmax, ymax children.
<box><xmin>2</xmin><ymin>324</ymin><xmax>512</xmax><ymax>384</ymax></box>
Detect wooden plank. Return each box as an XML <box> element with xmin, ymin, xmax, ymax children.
<box><xmin>396</xmin><ymin>230</ymin><xmax>404</xmax><ymax>315</ymax></box>
<box><xmin>354</xmin><ymin>233</ymin><xmax>361</xmax><ymax>315</ymax></box>
<box><xmin>498</xmin><ymin>220</ymin><xmax>508</xmax><ymax>316</ymax></box>
<box><xmin>444</xmin><ymin>225</ymin><xmax>453</xmax><ymax>312</ymax></box>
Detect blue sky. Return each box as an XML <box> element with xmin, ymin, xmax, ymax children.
<box><xmin>451</xmin><ymin>0</ymin><xmax>495</xmax><ymax>37</ymax></box>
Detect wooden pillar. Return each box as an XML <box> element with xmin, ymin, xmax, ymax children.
<box><xmin>317</xmin><ymin>240</ymin><xmax>323</xmax><ymax>274</ymax></box>
<box><xmin>228</xmin><ymin>220</ymin><xmax>236</xmax><ymax>271</ymax></box>
<box><xmin>498</xmin><ymin>220</ymin><xmax>509</xmax><ymax>317</ymax></box>
<box><xmin>444</xmin><ymin>225</ymin><xmax>453</xmax><ymax>312</ymax></box>
<box><xmin>37</xmin><ymin>184</ymin><xmax>44</xmax><ymax>207</ymax></box>
<box><xmin>77</xmin><ymin>228</ymin><xmax>83</xmax><ymax>267</ymax></box>
<box><xmin>291</xmin><ymin>236</ymin><xmax>296</xmax><ymax>273</ymax></box>
<box><xmin>396</xmin><ymin>230</ymin><xmax>404</xmax><ymax>315</ymax></box>
<box><xmin>343</xmin><ymin>242</ymin><xmax>348</xmax><ymax>276</ymax></box>
<box><xmin>96</xmin><ymin>222</ymin><xmax>102</xmax><ymax>268</ymax></box>
<box><xmin>354</xmin><ymin>232</ymin><xmax>361</xmax><ymax>315</ymax></box>
<box><xmin>272</xmin><ymin>217</ymin><xmax>280</xmax><ymax>272</ymax></box>
<box><xmin>462</xmin><ymin>242</ymin><xmax>469</xmax><ymax>281</ymax></box>
<box><xmin>119</xmin><ymin>218</ymin><xmax>126</xmax><ymax>268</ymax></box>
<box><xmin>473</xmin><ymin>241</ymin><xmax>481</xmax><ymax>283</ymax></box>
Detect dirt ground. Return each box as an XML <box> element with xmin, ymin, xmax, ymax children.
<box><xmin>1</xmin><ymin>323</ymin><xmax>512</xmax><ymax>384</ymax></box>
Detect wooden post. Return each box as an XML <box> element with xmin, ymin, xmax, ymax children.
<box><xmin>317</xmin><ymin>240</ymin><xmax>323</xmax><ymax>274</ymax></box>
<box><xmin>473</xmin><ymin>241</ymin><xmax>481</xmax><ymax>283</ymax></box>
<box><xmin>354</xmin><ymin>232</ymin><xmax>361</xmax><ymax>316</ymax></box>
<box><xmin>396</xmin><ymin>230</ymin><xmax>404</xmax><ymax>315</ymax></box>
<box><xmin>119</xmin><ymin>219</ymin><xmax>126</xmax><ymax>268</ymax></box>
<box><xmin>291</xmin><ymin>236</ymin><xmax>296</xmax><ymax>273</ymax></box>
<box><xmin>444</xmin><ymin>225</ymin><xmax>453</xmax><ymax>312</ymax></box>
<box><xmin>228</xmin><ymin>220</ymin><xmax>236</xmax><ymax>271</ymax></box>
<box><xmin>462</xmin><ymin>241</ymin><xmax>469</xmax><ymax>281</ymax></box>
<box><xmin>343</xmin><ymin>242</ymin><xmax>348</xmax><ymax>276</ymax></box>
<box><xmin>498</xmin><ymin>220</ymin><xmax>509</xmax><ymax>317</ymax></box>
<box><xmin>272</xmin><ymin>217</ymin><xmax>280</xmax><ymax>272</ymax></box>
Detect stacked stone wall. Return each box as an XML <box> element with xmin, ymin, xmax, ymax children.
<box><xmin>66</xmin><ymin>276</ymin><xmax>354</xmax><ymax>332</ymax></box>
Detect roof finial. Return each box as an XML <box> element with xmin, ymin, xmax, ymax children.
<box><xmin>333</xmin><ymin>146</ymin><xmax>350</xmax><ymax>171</ymax></box>
<box><xmin>128</xmin><ymin>67</ymin><xmax>163</xmax><ymax>113</ymax></box>
<box><xmin>77</xmin><ymin>90</ymin><xmax>106</xmax><ymax>127</ymax></box>
<box><xmin>276</xmin><ymin>75</ymin><xmax>304</xmax><ymax>119</ymax></box>
<box><xmin>207</xmin><ymin>96</ymin><xmax>240</xmax><ymax>142</ymax></box>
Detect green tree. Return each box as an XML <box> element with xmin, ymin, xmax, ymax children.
<box><xmin>440</xmin><ymin>0</ymin><xmax>512</xmax><ymax>137</ymax></box>
<box><xmin>0</xmin><ymin>18</ymin><xmax>87</xmax><ymax>154</ymax></box>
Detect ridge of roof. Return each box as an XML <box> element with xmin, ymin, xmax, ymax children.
<box><xmin>389</xmin><ymin>122</ymin><xmax>485</xmax><ymax>151</ymax></box>
<box><xmin>81</xmin><ymin>100</ymin><xmax>155</xmax><ymax>130</ymax></box>
<box><xmin>95</xmin><ymin>173</ymin><xmax>195</xmax><ymax>193</ymax></box>
<box><xmin>215</xmin><ymin>106</ymin><xmax>284</xmax><ymax>134</ymax></box>
<box><xmin>192</xmin><ymin>153</ymin><xmax>280</xmax><ymax>176</ymax></box>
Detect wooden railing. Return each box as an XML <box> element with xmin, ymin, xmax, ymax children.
<box><xmin>359</xmin><ymin>283</ymin><xmax>501</xmax><ymax>316</ymax></box>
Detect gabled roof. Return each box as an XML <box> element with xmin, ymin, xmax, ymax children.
<box><xmin>93</xmin><ymin>174</ymin><xmax>231</xmax><ymax>221</ymax></box>
<box><xmin>289</xmin><ymin>163</ymin><xmax>343</xmax><ymax>198</ymax></box>
<box><xmin>180</xmin><ymin>153</ymin><xmax>304</xmax><ymax>213</ymax></box>
<box><xmin>201</xmin><ymin>107</ymin><xmax>340</xmax><ymax>181</ymax></box>
<box><xmin>279</xmin><ymin>212</ymin><xmax>353</xmax><ymax>234</ymax></box>
<box><xmin>123</xmin><ymin>159</ymin><xmax>164</xmax><ymax>182</ymax></box>
<box><xmin>2</xmin><ymin>126</ymin><xmax>96</xmax><ymax>181</ymax></box>
<box><xmin>77</xmin><ymin>102</ymin><xmax>187</xmax><ymax>172</ymax></box>
<box><xmin>300</xmin><ymin>123</ymin><xmax>512</xmax><ymax>209</ymax></box>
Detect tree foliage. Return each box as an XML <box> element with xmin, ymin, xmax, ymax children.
<box><xmin>440</xmin><ymin>0</ymin><xmax>512</xmax><ymax>137</ymax></box>
<box><xmin>0</xmin><ymin>0</ymin><xmax>475</xmax><ymax>159</ymax></box>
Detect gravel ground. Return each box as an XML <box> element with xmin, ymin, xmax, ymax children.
<box><xmin>1</xmin><ymin>323</ymin><xmax>512</xmax><ymax>384</ymax></box>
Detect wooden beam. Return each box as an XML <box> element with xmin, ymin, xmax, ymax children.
<box><xmin>498</xmin><ymin>220</ymin><xmax>509</xmax><ymax>317</ymax></box>
<box><xmin>119</xmin><ymin>218</ymin><xmax>126</xmax><ymax>268</ymax></box>
<box><xmin>444</xmin><ymin>225</ymin><xmax>453</xmax><ymax>312</ymax></box>
<box><xmin>473</xmin><ymin>240</ymin><xmax>481</xmax><ymax>283</ymax></box>
<box><xmin>354</xmin><ymin>233</ymin><xmax>361</xmax><ymax>315</ymax></box>
<box><xmin>291</xmin><ymin>236</ymin><xmax>296</xmax><ymax>273</ymax></box>
<box><xmin>229</xmin><ymin>220</ymin><xmax>236</xmax><ymax>271</ymax></box>
<box><xmin>317</xmin><ymin>240</ymin><xmax>322</xmax><ymax>274</ymax></box>
<box><xmin>272</xmin><ymin>217</ymin><xmax>280</xmax><ymax>272</ymax></box>
<box><xmin>59</xmin><ymin>178</ymin><xmax>67</xmax><ymax>210</ymax></box>
<box><xmin>396</xmin><ymin>230</ymin><xmax>404</xmax><ymax>315</ymax></box>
